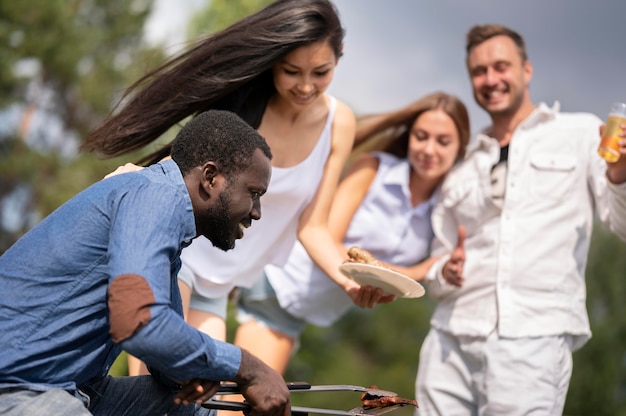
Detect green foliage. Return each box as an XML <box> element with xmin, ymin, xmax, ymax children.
<box><xmin>187</xmin><ymin>0</ymin><xmax>273</xmax><ymax>38</ymax></box>
<box><xmin>0</xmin><ymin>138</ymin><xmax>147</xmax><ymax>254</ymax></box>
<box><xmin>277</xmin><ymin>297</ymin><xmax>435</xmax><ymax>416</ymax></box>
<box><xmin>4</xmin><ymin>1</ymin><xmax>626</xmax><ymax>415</ymax></box>
<box><xmin>110</xmin><ymin>351</ymin><xmax>130</xmax><ymax>377</ymax></box>
<box><xmin>0</xmin><ymin>0</ymin><xmax>161</xmax><ymax>126</ymax></box>
<box><xmin>0</xmin><ymin>0</ymin><xmax>160</xmax><ymax>252</ymax></box>
<box><xmin>565</xmin><ymin>223</ymin><xmax>626</xmax><ymax>415</ymax></box>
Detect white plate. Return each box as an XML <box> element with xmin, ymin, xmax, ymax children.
<box><xmin>338</xmin><ymin>263</ymin><xmax>425</xmax><ymax>298</ymax></box>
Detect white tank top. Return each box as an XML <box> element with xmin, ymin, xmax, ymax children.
<box><xmin>181</xmin><ymin>97</ymin><xmax>336</xmax><ymax>298</ymax></box>
<box><xmin>266</xmin><ymin>152</ymin><xmax>436</xmax><ymax>326</ymax></box>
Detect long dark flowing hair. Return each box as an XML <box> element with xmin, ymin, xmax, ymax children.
<box><xmin>82</xmin><ymin>0</ymin><xmax>345</xmax><ymax>165</ymax></box>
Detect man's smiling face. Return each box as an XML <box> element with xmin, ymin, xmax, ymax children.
<box><xmin>467</xmin><ymin>35</ymin><xmax>532</xmax><ymax>117</ymax></box>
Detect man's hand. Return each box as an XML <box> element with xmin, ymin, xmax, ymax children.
<box><xmin>174</xmin><ymin>379</ymin><xmax>221</xmax><ymax>406</ymax></box>
<box><xmin>442</xmin><ymin>226</ymin><xmax>466</xmax><ymax>287</ymax></box>
<box><xmin>234</xmin><ymin>349</ymin><xmax>291</xmax><ymax>416</ymax></box>
<box><xmin>601</xmin><ymin>124</ymin><xmax>626</xmax><ymax>184</ymax></box>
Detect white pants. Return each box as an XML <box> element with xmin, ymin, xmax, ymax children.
<box><xmin>415</xmin><ymin>328</ymin><xmax>573</xmax><ymax>416</ymax></box>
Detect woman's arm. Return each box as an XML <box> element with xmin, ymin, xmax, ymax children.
<box><xmin>296</xmin><ymin>100</ymin><xmax>359</xmax><ymax>293</ymax></box>
<box><xmin>383</xmin><ymin>256</ymin><xmax>439</xmax><ymax>282</ymax></box>
<box><xmin>327</xmin><ymin>154</ymin><xmax>378</xmax><ymax>243</ymax></box>
<box><xmin>354</xmin><ymin>100</ymin><xmax>422</xmax><ymax>147</ymax></box>
<box><xmin>297</xmin><ymin>102</ymin><xmax>393</xmax><ymax>308</ymax></box>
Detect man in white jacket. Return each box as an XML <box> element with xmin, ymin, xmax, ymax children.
<box><xmin>416</xmin><ymin>24</ymin><xmax>626</xmax><ymax>415</ymax></box>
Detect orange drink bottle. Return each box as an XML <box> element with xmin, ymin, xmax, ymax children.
<box><xmin>598</xmin><ymin>102</ymin><xmax>626</xmax><ymax>163</ymax></box>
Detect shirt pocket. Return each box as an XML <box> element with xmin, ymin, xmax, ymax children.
<box><xmin>529</xmin><ymin>154</ymin><xmax>577</xmax><ymax>201</ymax></box>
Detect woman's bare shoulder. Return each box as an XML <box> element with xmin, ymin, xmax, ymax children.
<box><xmin>333</xmin><ymin>98</ymin><xmax>356</xmax><ymax>124</ymax></box>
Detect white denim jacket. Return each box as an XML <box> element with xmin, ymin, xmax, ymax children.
<box><xmin>424</xmin><ymin>102</ymin><xmax>626</xmax><ymax>350</ymax></box>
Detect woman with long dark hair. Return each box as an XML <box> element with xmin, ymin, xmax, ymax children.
<box><xmin>84</xmin><ymin>0</ymin><xmax>387</xmax><ymax>375</ymax></box>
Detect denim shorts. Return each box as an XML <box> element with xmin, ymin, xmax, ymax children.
<box><xmin>235</xmin><ymin>273</ymin><xmax>307</xmax><ymax>340</ymax></box>
<box><xmin>178</xmin><ymin>265</ymin><xmax>228</xmax><ymax>320</ymax></box>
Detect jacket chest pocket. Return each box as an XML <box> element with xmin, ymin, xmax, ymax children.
<box><xmin>529</xmin><ymin>154</ymin><xmax>577</xmax><ymax>201</ymax></box>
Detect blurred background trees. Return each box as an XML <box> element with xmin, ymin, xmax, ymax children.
<box><xmin>1</xmin><ymin>1</ymin><xmax>624</xmax><ymax>414</ymax></box>
<box><xmin>0</xmin><ymin>0</ymin><xmax>162</xmax><ymax>250</ymax></box>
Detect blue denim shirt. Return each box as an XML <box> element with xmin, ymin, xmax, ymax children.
<box><xmin>0</xmin><ymin>159</ymin><xmax>241</xmax><ymax>393</ymax></box>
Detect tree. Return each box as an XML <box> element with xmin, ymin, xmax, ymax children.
<box><xmin>187</xmin><ymin>0</ymin><xmax>274</xmax><ymax>38</ymax></box>
<box><xmin>4</xmin><ymin>2</ymin><xmax>625</xmax><ymax>414</ymax></box>
<box><xmin>0</xmin><ymin>0</ymin><xmax>162</xmax><ymax>252</ymax></box>
<box><xmin>565</xmin><ymin>222</ymin><xmax>626</xmax><ymax>415</ymax></box>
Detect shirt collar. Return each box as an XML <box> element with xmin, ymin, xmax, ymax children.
<box><xmin>472</xmin><ymin>101</ymin><xmax>560</xmax><ymax>154</ymax></box>
<box><xmin>520</xmin><ymin>101</ymin><xmax>559</xmax><ymax>129</ymax></box>
<box><xmin>380</xmin><ymin>154</ymin><xmax>410</xmax><ymax>189</ymax></box>
<box><xmin>379</xmin><ymin>154</ymin><xmax>439</xmax><ymax>215</ymax></box>
<box><xmin>159</xmin><ymin>157</ymin><xmax>184</xmax><ymax>178</ymax></box>
<box><xmin>158</xmin><ymin>159</ymin><xmax>196</xmax><ymax>243</ymax></box>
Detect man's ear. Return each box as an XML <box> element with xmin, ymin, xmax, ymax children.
<box><xmin>200</xmin><ymin>162</ymin><xmax>219</xmax><ymax>194</ymax></box>
<box><xmin>523</xmin><ymin>59</ymin><xmax>533</xmax><ymax>85</ymax></box>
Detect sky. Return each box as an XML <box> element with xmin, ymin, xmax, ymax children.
<box><xmin>146</xmin><ymin>0</ymin><xmax>626</xmax><ymax>135</ymax></box>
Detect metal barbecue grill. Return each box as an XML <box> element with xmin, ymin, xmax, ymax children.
<box><xmin>203</xmin><ymin>382</ymin><xmax>417</xmax><ymax>416</ymax></box>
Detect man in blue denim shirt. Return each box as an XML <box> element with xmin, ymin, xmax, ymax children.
<box><xmin>0</xmin><ymin>110</ymin><xmax>291</xmax><ymax>416</ymax></box>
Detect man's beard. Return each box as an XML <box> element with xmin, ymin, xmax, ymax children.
<box><xmin>203</xmin><ymin>189</ymin><xmax>238</xmax><ymax>252</ymax></box>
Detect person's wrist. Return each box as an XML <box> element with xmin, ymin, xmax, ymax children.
<box><xmin>606</xmin><ymin>167</ymin><xmax>626</xmax><ymax>184</ymax></box>
<box><xmin>232</xmin><ymin>348</ymin><xmax>255</xmax><ymax>385</ymax></box>
<box><xmin>339</xmin><ymin>275</ymin><xmax>358</xmax><ymax>293</ymax></box>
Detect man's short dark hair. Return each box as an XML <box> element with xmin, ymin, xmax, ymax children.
<box><xmin>466</xmin><ymin>24</ymin><xmax>528</xmax><ymax>62</ymax></box>
<box><xmin>171</xmin><ymin>110</ymin><xmax>272</xmax><ymax>177</ymax></box>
